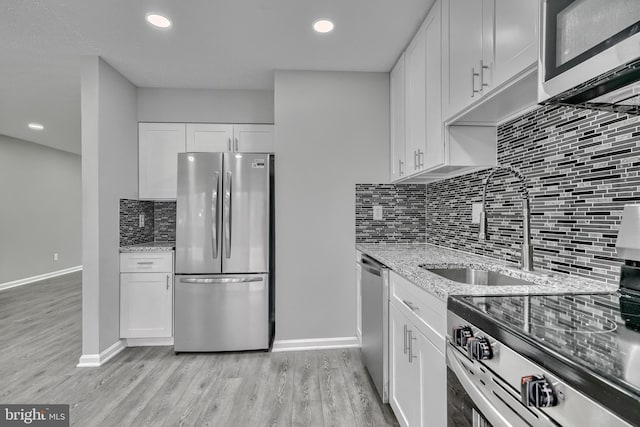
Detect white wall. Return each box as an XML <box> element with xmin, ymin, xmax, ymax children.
<box><xmin>137</xmin><ymin>88</ymin><xmax>274</xmax><ymax>123</ymax></box>
<box><xmin>0</xmin><ymin>135</ymin><xmax>81</xmax><ymax>284</ymax></box>
<box><xmin>274</xmin><ymin>71</ymin><xmax>389</xmax><ymax>342</ymax></box>
<box><xmin>81</xmin><ymin>56</ymin><xmax>138</xmax><ymax>357</ymax></box>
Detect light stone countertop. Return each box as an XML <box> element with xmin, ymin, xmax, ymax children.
<box><xmin>356</xmin><ymin>243</ymin><xmax>617</xmax><ymax>301</ymax></box>
<box><xmin>120</xmin><ymin>241</ymin><xmax>175</xmax><ymax>252</ymax></box>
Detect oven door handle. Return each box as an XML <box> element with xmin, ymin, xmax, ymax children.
<box><xmin>447</xmin><ymin>344</ymin><xmax>518</xmax><ymax>427</ymax></box>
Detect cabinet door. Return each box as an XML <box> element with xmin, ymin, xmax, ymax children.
<box><xmin>390</xmin><ymin>53</ymin><xmax>406</xmax><ymax>182</ymax></box>
<box><xmin>492</xmin><ymin>0</ymin><xmax>538</xmax><ymax>88</ymax></box>
<box><xmin>405</xmin><ymin>22</ymin><xmax>427</xmax><ymax>175</ymax></box>
<box><xmin>186</xmin><ymin>123</ymin><xmax>233</xmax><ymax>152</ymax></box>
<box><xmin>234</xmin><ymin>124</ymin><xmax>274</xmax><ymax>153</ymax></box>
<box><xmin>120</xmin><ymin>273</ymin><xmax>173</xmax><ymax>338</ymax></box>
<box><xmin>139</xmin><ymin>123</ymin><xmax>186</xmax><ymax>200</ymax></box>
<box><xmin>389</xmin><ymin>303</ymin><xmax>419</xmax><ymax>427</ymax></box>
<box><xmin>446</xmin><ymin>0</ymin><xmax>483</xmax><ymax>117</ymax></box>
<box><xmin>416</xmin><ymin>330</ymin><xmax>447</xmax><ymax>427</ymax></box>
<box><xmin>423</xmin><ymin>2</ymin><xmax>445</xmax><ymax>171</ymax></box>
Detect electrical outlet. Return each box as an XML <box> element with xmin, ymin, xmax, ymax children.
<box><xmin>139</xmin><ymin>214</ymin><xmax>145</xmax><ymax>228</ymax></box>
<box><xmin>53</xmin><ymin>253</ymin><xmax>59</xmax><ymax>261</ymax></box>
<box><xmin>471</xmin><ymin>203</ymin><xmax>483</xmax><ymax>224</ymax></box>
<box><xmin>373</xmin><ymin>205</ymin><xmax>383</xmax><ymax>221</ymax></box>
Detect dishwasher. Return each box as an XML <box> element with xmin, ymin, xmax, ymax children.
<box><xmin>359</xmin><ymin>254</ymin><xmax>389</xmax><ymax>403</ymax></box>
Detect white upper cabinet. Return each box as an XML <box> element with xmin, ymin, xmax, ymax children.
<box><xmin>140</xmin><ymin>123</ymin><xmax>273</xmax><ymax>199</ymax></box>
<box><xmin>446</xmin><ymin>0</ymin><xmax>484</xmax><ymax>117</ymax></box>
<box><xmin>423</xmin><ymin>2</ymin><xmax>444</xmax><ymax>171</ymax></box>
<box><xmin>186</xmin><ymin>124</ymin><xmax>273</xmax><ymax>153</ymax></box>
<box><xmin>492</xmin><ymin>0</ymin><xmax>539</xmax><ymax>88</ymax></box>
<box><xmin>139</xmin><ymin>122</ymin><xmax>186</xmax><ymax>200</ymax></box>
<box><xmin>186</xmin><ymin>123</ymin><xmax>233</xmax><ymax>152</ymax></box>
<box><xmin>405</xmin><ymin>20</ymin><xmax>428</xmax><ymax>176</ymax></box>
<box><xmin>233</xmin><ymin>124</ymin><xmax>274</xmax><ymax>153</ymax></box>
<box><xmin>390</xmin><ymin>53</ymin><xmax>406</xmax><ymax>182</ymax></box>
<box><xmin>443</xmin><ymin>0</ymin><xmax>538</xmax><ymax>121</ymax></box>
<box><xmin>391</xmin><ymin>1</ymin><xmax>443</xmax><ymax>182</ymax></box>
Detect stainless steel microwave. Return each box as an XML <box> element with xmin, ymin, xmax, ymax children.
<box><xmin>538</xmin><ymin>0</ymin><xmax>640</xmax><ymax>114</ymax></box>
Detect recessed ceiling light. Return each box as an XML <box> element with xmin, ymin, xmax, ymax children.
<box><xmin>146</xmin><ymin>13</ymin><xmax>172</xmax><ymax>29</ymax></box>
<box><xmin>313</xmin><ymin>19</ymin><xmax>334</xmax><ymax>33</ymax></box>
<box><xmin>28</xmin><ymin>123</ymin><xmax>44</xmax><ymax>130</ymax></box>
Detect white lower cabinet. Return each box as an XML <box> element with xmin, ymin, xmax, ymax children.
<box><xmin>415</xmin><ymin>327</ymin><xmax>447</xmax><ymax>427</ymax></box>
<box><xmin>120</xmin><ymin>252</ymin><xmax>174</xmax><ymax>340</ymax></box>
<box><xmin>390</xmin><ymin>303</ymin><xmax>420</xmax><ymax>427</ymax></box>
<box><xmin>389</xmin><ymin>272</ymin><xmax>447</xmax><ymax>427</ymax></box>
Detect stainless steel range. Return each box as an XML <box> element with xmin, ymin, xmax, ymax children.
<box><xmin>446</xmin><ymin>292</ymin><xmax>639</xmax><ymax>427</ymax></box>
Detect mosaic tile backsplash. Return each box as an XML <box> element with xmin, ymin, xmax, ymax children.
<box><xmin>154</xmin><ymin>202</ymin><xmax>176</xmax><ymax>242</ymax></box>
<box><xmin>119</xmin><ymin>199</ymin><xmax>176</xmax><ymax>246</ymax></box>
<box><xmin>427</xmin><ymin>105</ymin><xmax>640</xmax><ymax>285</ymax></box>
<box><xmin>356</xmin><ymin>184</ymin><xmax>426</xmax><ymax>243</ymax></box>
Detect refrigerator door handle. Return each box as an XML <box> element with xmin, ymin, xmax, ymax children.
<box><xmin>179</xmin><ymin>277</ymin><xmax>263</xmax><ymax>284</ymax></box>
<box><xmin>211</xmin><ymin>171</ymin><xmax>220</xmax><ymax>259</ymax></box>
<box><xmin>224</xmin><ymin>171</ymin><xmax>232</xmax><ymax>259</ymax></box>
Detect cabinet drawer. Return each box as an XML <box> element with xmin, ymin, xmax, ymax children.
<box><xmin>390</xmin><ymin>271</ymin><xmax>446</xmax><ymax>353</ymax></box>
<box><xmin>120</xmin><ymin>253</ymin><xmax>173</xmax><ymax>273</ymax></box>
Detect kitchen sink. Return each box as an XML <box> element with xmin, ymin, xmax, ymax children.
<box><xmin>422</xmin><ymin>267</ymin><xmax>536</xmax><ymax>286</ymax></box>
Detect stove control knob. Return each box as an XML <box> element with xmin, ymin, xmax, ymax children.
<box><xmin>521</xmin><ymin>375</ymin><xmax>558</xmax><ymax>408</ymax></box>
<box><xmin>452</xmin><ymin>326</ymin><xmax>474</xmax><ymax>347</ymax></box>
<box><xmin>467</xmin><ymin>336</ymin><xmax>493</xmax><ymax>360</ymax></box>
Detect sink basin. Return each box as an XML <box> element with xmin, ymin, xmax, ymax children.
<box><xmin>422</xmin><ymin>267</ymin><xmax>536</xmax><ymax>286</ymax></box>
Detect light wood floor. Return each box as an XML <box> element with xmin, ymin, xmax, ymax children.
<box><xmin>0</xmin><ymin>272</ymin><xmax>398</xmax><ymax>427</ymax></box>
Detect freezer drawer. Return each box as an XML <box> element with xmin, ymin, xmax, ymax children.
<box><xmin>174</xmin><ymin>274</ymin><xmax>269</xmax><ymax>352</ymax></box>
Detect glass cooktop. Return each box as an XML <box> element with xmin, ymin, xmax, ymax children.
<box><xmin>448</xmin><ymin>292</ymin><xmax>640</xmax><ymax>422</ymax></box>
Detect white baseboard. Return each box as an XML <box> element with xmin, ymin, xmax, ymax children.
<box><xmin>272</xmin><ymin>336</ymin><xmax>360</xmax><ymax>352</ymax></box>
<box><xmin>126</xmin><ymin>337</ymin><xmax>174</xmax><ymax>347</ymax></box>
<box><xmin>77</xmin><ymin>340</ymin><xmax>126</xmax><ymax>368</ymax></box>
<box><xmin>0</xmin><ymin>265</ymin><xmax>83</xmax><ymax>292</ymax></box>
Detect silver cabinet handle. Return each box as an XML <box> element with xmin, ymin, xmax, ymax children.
<box><xmin>234</xmin><ymin>137</ymin><xmax>239</xmax><ymax>151</ymax></box>
<box><xmin>418</xmin><ymin>150</ymin><xmax>424</xmax><ymax>168</ymax></box>
<box><xmin>480</xmin><ymin>60</ymin><xmax>490</xmax><ymax>91</ymax></box>
<box><xmin>403</xmin><ymin>324</ymin><xmax>408</xmax><ymax>354</ymax></box>
<box><xmin>414</xmin><ymin>150</ymin><xmax>419</xmax><ymax>170</ymax></box>
<box><xmin>211</xmin><ymin>171</ymin><xmax>219</xmax><ymax>259</ymax></box>
<box><xmin>403</xmin><ymin>299</ymin><xmax>419</xmax><ymax>312</ymax></box>
<box><xmin>166</xmin><ymin>274</ymin><xmax>170</xmax><ymax>290</ymax></box>
<box><xmin>180</xmin><ymin>277</ymin><xmax>262</xmax><ymax>284</ymax></box>
<box><xmin>471</xmin><ymin>67</ymin><xmax>480</xmax><ymax>98</ymax></box>
<box><xmin>399</xmin><ymin>160</ymin><xmax>404</xmax><ymax>176</ymax></box>
<box><xmin>228</xmin><ymin>137</ymin><xmax>232</xmax><ymax>152</ymax></box>
<box><xmin>137</xmin><ymin>261</ymin><xmax>153</xmax><ymax>265</ymax></box>
<box><xmin>224</xmin><ymin>171</ymin><xmax>232</xmax><ymax>259</ymax></box>
<box><xmin>408</xmin><ymin>329</ymin><xmax>417</xmax><ymax>363</ymax></box>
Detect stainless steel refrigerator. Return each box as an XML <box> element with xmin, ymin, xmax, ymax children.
<box><xmin>175</xmin><ymin>152</ymin><xmax>273</xmax><ymax>352</ymax></box>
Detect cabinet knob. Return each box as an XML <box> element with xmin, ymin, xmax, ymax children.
<box><xmin>452</xmin><ymin>325</ymin><xmax>474</xmax><ymax>347</ymax></box>
<box><xmin>467</xmin><ymin>336</ymin><xmax>493</xmax><ymax>360</ymax></box>
<box><xmin>521</xmin><ymin>375</ymin><xmax>558</xmax><ymax>408</ymax></box>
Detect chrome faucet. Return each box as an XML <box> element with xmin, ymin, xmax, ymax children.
<box><xmin>479</xmin><ymin>166</ymin><xmax>534</xmax><ymax>271</ymax></box>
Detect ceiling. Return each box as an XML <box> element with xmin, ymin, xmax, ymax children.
<box><xmin>1</xmin><ymin>0</ymin><xmax>433</xmax><ymax>155</ymax></box>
